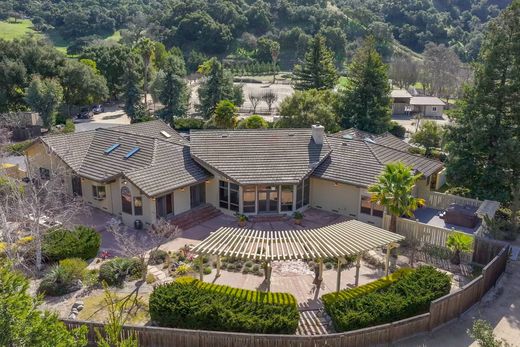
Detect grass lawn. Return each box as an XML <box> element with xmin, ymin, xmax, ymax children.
<box><xmin>78</xmin><ymin>292</ymin><xmax>150</xmax><ymax>325</ymax></box>
<box><xmin>0</xmin><ymin>19</ymin><xmax>42</xmax><ymax>41</ymax></box>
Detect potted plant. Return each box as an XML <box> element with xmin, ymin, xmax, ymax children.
<box><xmin>293</xmin><ymin>211</ymin><xmax>303</xmax><ymax>225</ymax></box>
<box><xmin>236</xmin><ymin>214</ymin><xmax>248</xmax><ymax>227</ymax></box>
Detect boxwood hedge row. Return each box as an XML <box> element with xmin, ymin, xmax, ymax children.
<box><xmin>323</xmin><ymin>266</ymin><xmax>451</xmax><ymax>331</ymax></box>
<box><xmin>149</xmin><ymin>277</ymin><xmax>299</xmax><ymax>334</ymax></box>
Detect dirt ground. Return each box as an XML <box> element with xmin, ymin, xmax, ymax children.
<box><xmin>400</xmin><ymin>260</ymin><xmax>520</xmax><ymax>347</ymax></box>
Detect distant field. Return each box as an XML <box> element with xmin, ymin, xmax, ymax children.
<box><xmin>0</xmin><ymin>19</ymin><xmax>121</xmax><ymax>53</ymax></box>
<box><xmin>0</xmin><ymin>19</ymin><xmax>42</xmax><ymax>41</ymax></box>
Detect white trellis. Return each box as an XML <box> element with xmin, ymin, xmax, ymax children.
<box><xmin>192</xmin><ymin>220</ymin><xmax>404</xmax><ymax>292</ymax></box>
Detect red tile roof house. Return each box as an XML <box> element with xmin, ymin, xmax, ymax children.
<box><xmin>25</xmin><ymin>120</ymin><xmax>444</xmax><ymax>229</ymax></box>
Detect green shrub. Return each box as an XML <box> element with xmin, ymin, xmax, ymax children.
<box><xmin>148</xmin><ymin>250</ymin><xmax>168</xmax><ymax>265</ymax></box>
<box><xmin>173</xmin><ymin>117</ymin><xmax>205</xmax><ymax>131</ymax></box>
<box><xmin>43</xmin><ymin>226</ymin><xmax>100</xmax><ymax>261</ymax></box>
<box><xmin>98</xmin><ymin>257</ymin><xmax>145</xmax><ymax>286</ymax></box>
<box><xmin>63</xmin><ymin>119</ymin><xmax>75</xmax><ymax>133</ymax></box>
<box><xmin>38</xmin><ymin>262</ymin><xmax>84</xmax><ymax>296</ymax></box>
<box><xmin>388</xmin><ymin>121</ymin><xmax>406</xmax><ymax>139</ymax></box>
<box><xmin>323</xmin><ymin>266</ymin><xmax>451</xmax><ymax>331</ymax></box>
<box><xmin>203</xmin><ymin>266</ymin><xmax>212</xmax><ymax>275</ymax></box>
<box><xmin>4</xmin><ymin>140</ymin><xmax>32</xmax><ymax>155</ymax></box>
<box><xmin>175</xmin><ymin>264</ymin><xmax>191</xmax><ymax>276</ymax></box>
<box><xmin>149</xmin><ymin>277</ymin><xmax>299</xmax><ymax>333</ymax></box>
<box><xmin>58</xmin><ymin>258</ymin><xmax>87</xmax><ymax>279</ymax></box>
<box><xmin>245</xmin><ymin>261</ymin><xmax>253</xmax><ymax>268</ymax></box>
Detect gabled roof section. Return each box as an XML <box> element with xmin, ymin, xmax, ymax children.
<box><xmin>189</xmin><ymin>129</ymin><xmax>331</xmax><ymax>185</ymax></box>
<box><xmin>40</xmin><ymin>131</ymin><xmax>95</xmax><ymax>171</ymax></box>
<box><xmin>313</xmin><ymin>136</ymin><xmax>443</xmax><ymax>187</ymax></box>
<box><xmin>124</xmin><ymin>141</ymin><xmax>210</xmax><ymax>197</ymax></box>
<box><xmin>332</xmin><ymin>128</ymin><xmax>412</xmax><ymax>152</ymax></box>
<box><xmin>410</xmin><ymin>96</ymin><xmax>445</xmax><ymax>106</ymax></box>
<box><xmin>111</xmin><ymin>120</ymin><xmax>186</xmax><ymax>145</ymax></box>
<box><xmin>391</xmin><ymin>89</ymin><xmax>412</xmax><ymax>98</ymax></box>
<box><xmin>77</xmin><ymin>129</ymin><xmax>155</xmax><ymax>181</ymax></box>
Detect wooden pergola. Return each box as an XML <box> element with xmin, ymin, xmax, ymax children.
<box><xmin>192</xmin><ymin>220</ymin><xmax>404</xmax><ymax>292</ymax></box>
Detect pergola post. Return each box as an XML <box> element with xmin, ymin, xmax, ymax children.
<box><xmin>385</xmin><ymin>244</ymin><xmax>391</xmax><ymax>276</ymax></box>
<box><xmin>354</xmin><ymin>255</ymin><xmax>361</xmax><ymax>287</ymax></box>
<box><xmin>336</xmin><ymin>258</ymin><xmax>341</xmax><ymax>292</ymax></box>
<box><xmin>199</xmin><ymin>255</ymin><xmax>204</xmax><ymax>281</ymax></box>
<box><xmin>318</xmin><ymin>258</ymin><xmax>324</xmax><ymax>282</ymax></box>
<box><xmin>266</xmin><ymin>261</ymin><xmax>272</xmax><ymax>292</ymax></box>
<box><xmin>216</xmin><ymin>255</ymin><xmax>221</xmax><ymax>278</ymax></box>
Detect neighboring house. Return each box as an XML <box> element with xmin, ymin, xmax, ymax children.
<box><xmin>390</xmin><ymin>90</ymin><xmax>445</xmax><ymax>118</ymax></box>
<box><xmin>25</xmin><ymin>120</ymin><xmax>444</xmax><ymax>228</ymax></box>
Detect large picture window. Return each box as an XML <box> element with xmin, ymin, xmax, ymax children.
<box><xmin>121</xmin><ymin>187</ymin><xmax>132</xmax><ymax>214</ymax></box>
<box><xmin>219</xmin><ymin>181</ymin><xmax>239</xmax><ymax>212</ymax></box>
<box><xmin>281</xmin><ymin>185</ymin><xmax>293</xmax><ymax>211</ymax></box>
<box><xmin>92</xmin><ymin>185</ymin><xmax>106</xmax><ymax>200</ymax></box>
<box><xmin>360</xmin><ymin>195</ymin><xmax>384</xmax><ymax>218</ymax></box>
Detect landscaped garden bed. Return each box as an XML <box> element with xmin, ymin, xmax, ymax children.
<box><xmin>149</xmin><ymin>277</ymin><xmax>299</xmax><ymax>334</ymax></box>
<box><xmin>322</xmin><ymin>266</ymin><xmax>451</xmax><ymax>331</ymax></box>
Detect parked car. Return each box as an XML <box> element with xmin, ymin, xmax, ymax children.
<box><xmin>92</xmin><ymin>104</ymin><xmax>104</xmax><ymax>114</ymax></box>
<box><xmin>76</xmin><ymin>107</ymin><xmax>93</xmax><ymax>119</ymax></box>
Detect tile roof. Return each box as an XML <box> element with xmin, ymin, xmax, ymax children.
<box><xmin>332</xmin><ymin>128</ymin><xmax>412</xmax><ymax>152</ymax></box>
<box><xmin>189</xmin><ymin>128</ymin><xmax>331</xmax><ymax>185</ymax></box>
<box><xmin>410</xmin><ymin>96</ymin><xmax>446</xmax><ymax>106</ymax></box>
<box><xmin>111</xmin><ymin>120</ymin><xmax>186</xmax><ymax>145</ymax></box>
<box><xmin>312</xmin><ymin>136</ymin><xmax>443</xmax><ymax>187</ymax></box>
<box><xmin>37</xmin><ymin>120</ymin><xmax>209</xmax><ymax>196</ymax></box>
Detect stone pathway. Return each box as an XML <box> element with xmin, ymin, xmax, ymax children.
<box><xmin>297</xmin><ymin>309</ymin><xmax>333</xmax><ymax>335</ymax></box>
<box><xmin>148</xmin><ymin>265</ymin><xmax>172</xmax><ymax>284</ymax></box>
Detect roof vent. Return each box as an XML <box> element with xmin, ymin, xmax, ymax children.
<box><xmin>288</xmin><ymin>132</ymin><xmax>295</xmax><ymax>136</ymax></box>
<box><xmin>124</xmin><ymin>147</ymin><xmax>140</xmax><ymax>159</ymax></box>
<box><xmin>221</xmin><ymin>134</ymin><xmax>229</xmax><ymax>138</ymax></box>
<box><xmin>104</xmin><ymin>143</ymin><xmax>120</xmax><ymax>154</ymax></box>
<box><xmin>342</xmin><ymin>134</ymin><xmax>353</xmax><ymax>140</ymax></box>
<box><xmin>161</xmin><ymin>130</ymin><xmax>172</xmax><ymax>138</ymax></box>
<box><xmin>364</xmin><ymin>137</ymin><xmax>376</xmax><ymax>144</ymax></box>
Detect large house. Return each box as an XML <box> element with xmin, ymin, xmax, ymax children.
<box><xmin>391</xmin><ymin>90</ymin><xmax>445</xmax><ymax>118</ymax></box>
<box><xmin>26</xmin><ymin>120</ymin><xmax>444</xmax><ymax>229</ymax></box>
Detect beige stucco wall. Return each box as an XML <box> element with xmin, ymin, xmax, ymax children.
<box><xmin>26</xmin><ymin>142</ymin><xmax>73</xmax><ymax>195</ymax></box>
<box><xmin>206</xmin><ymin>177</ymin><xmax>219</xmax><ymax>207</ymax></box>
<box><xmin>415</xmin><ymin>105</ymin><xmax>444</xmax><ymax>118</ymax></box>
<box><xmin>173</xmin><ymin>187</ymin><xmax>191</xmax><ymax>215</ymax></box>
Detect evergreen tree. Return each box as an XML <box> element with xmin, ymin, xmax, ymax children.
<box><xmin>212</xmin><ymin>99</ymin><xmax>237</xmax><ymax>129</ymax></box>
<box><xmin>122</xmin><ymin>54</ymin><xmax>144</xmax><ymax>123</ymax></box>
<box><xmin>152</xmin><ymin>48</ymin><xmax>189</xmax><ymax>123</ymax></box>
<box><xmin>337</xmin><ymin>37</ymin><xmax>391</xmax><ymax>134</ymax></box>
<box><xmin>25</xmin><ymin>77</ymin><xmax>63</xmax><ymax>128</ymax></box>
<box><xmin>197</xmin><ymin>58</ymin><xmax>243</xmax><ymax>119</ymax></box>
<box><xmin>444</xmin><ymin>1</ymin><xmax>520</xmax><ymax>203</ymax></box>
<box><xmin>292</xmin><ymin>35</ymin><xmax>337</xmax><ymax>91</ymax></box>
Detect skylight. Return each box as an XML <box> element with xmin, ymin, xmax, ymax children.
<box><xmin>124</xmin><ymin>147</ymin><xmax>140</xmax><ymax>159</ymax></box>
<box><xmin>342</xmin><ymin>134</ymin><xmax>353</xmax><ymax>140</ymax></box>
<box><xmin>160</xmin><ymin>130</ymin><xmax>171</xmax><ymax>138</ymax></box>
<box><xmin>364</xmin><ymin>137</ymin><xmax>376</xmax><ymax>144</ymax></box>
<box><xmin>104</xmin><ymin>143</ymin><xmax>120</xmax><ymax>154</ymax></box>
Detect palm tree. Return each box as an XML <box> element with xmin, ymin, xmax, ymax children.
<box><xmin>136</xmin><ymin>38</ymin><xmax>155</xmax><ymax>107</ymax></box>
<box><xmin>446</xmin><ymin>233</ymin><xmax>473</xmax><ymax>265</ymax></box>
<box><xmin>368</xmin><ymin>162</ymin><xmax>425</xmax><ymax>234</ymax></box>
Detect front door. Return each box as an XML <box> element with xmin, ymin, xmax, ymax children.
<box><xmin>190</xmin><ymin>183</ymin><xmax>206</xmax><ymax>209</ymax></box>
<box><xmin>71</xmin><ymin>176</ymin><xmax>82</xmax><ymax>196</ymax></box>
<box><xmin>257</xmin><ymin>186</ymin><xmax>279</xmax><ymax>213</ymax></box>
<box><xmin>156</xmin><ymin>193</ymin><xmax>174</xmax><ymax>218</ymax></box>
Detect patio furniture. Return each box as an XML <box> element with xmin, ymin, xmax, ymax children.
<box><xmin>442</xmin><ymin>204</ymin><xmax>479</xmax><ymax>228</ymax></box>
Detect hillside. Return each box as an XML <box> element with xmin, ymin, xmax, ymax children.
<box><xmin>0</xmin><ymin>0</ymin><xmax>511</xmax><ymax>64</ymax></box>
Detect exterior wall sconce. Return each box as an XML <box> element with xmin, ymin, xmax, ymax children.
<box><xmin>122</xmin><ymin>180</ymin><xmax>128</xmax><ymax>185</ymax></box>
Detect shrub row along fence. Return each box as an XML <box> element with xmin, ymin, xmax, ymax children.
<box><xmin>61</xmin><ymin>244</ymin><xmax>509</xmax><ymax>347</ymax></box>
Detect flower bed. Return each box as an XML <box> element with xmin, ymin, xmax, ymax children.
<box><xmin>149</xmin><ymin>277</ymin><xmax>299</xmax><ymax>334</ymax></box>
<box><xmin>322</xmin><ymin>266</ymin><xmax>451</xmax><ymax>331</ymax></box>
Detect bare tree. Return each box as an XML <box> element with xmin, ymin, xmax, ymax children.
<box><xmin>0</xmin><ymin>158</ymin><xmax>85</xmax><ymax>272</ymax></box>
<box><xmin>389</xmin><ymin>55</ymin><xmax>420</xmax><ymax>89</ymax></box>
<box><xmin>261</xmin><ymin>90</ymin><xmax>278</xmax><ymax>114</ymax></box>
<box><xmin>105</xmin><ymin>217</ymin><xmax>179</xmax><ymax>282</ymax></box>
<box><xmin>248</xmin><ymin>93</ymin><xmax>261</xmax><ymax>114</ymax></box>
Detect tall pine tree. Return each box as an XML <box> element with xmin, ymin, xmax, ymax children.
<box><xmin>122</xmin><ymin>53</ymin><xmax>144</xmax><ymax>123</ymax></box>
<box><xmin>337</xmin><ymin>37</ymin><xmax>391</xmax><ymax>134</ymax></box>
<box><xmin>292</xmin><ymin>35</ymin><xmax>337</xmax><ymax>91</ymax></box>
<box><xmin>153</xmin><ymin>48</ymin><xmax>189</xmax><ymax>123</ymax></box>
<box><xmin>444</xmin><ymin>0</ymin><xmax>520</xmax><ymax>202</ymax></box>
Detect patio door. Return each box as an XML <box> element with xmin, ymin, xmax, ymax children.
<box><xmin>190</xmin><ymin>183</ymin><xmax>206</xmax><ymax>209</ymax></box>
<box><xmin>71</xmin><ymin>176</ymin><xmax>82</xmax><ymax>196</ymax></box>
<box><xmin>156</xmin><ymin>193</ymin><xmax>173</xmax><ymax>218</ymax></box>
<box><xmin>257</xmin><ymin>186</ymin><xmax>279</xmax><ymax>213</ymax></box>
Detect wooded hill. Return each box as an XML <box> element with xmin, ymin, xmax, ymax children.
<box><xmin>0</xmin><ymin>0</ymin><xmax>511</xmax><ymax>66</ymax></box>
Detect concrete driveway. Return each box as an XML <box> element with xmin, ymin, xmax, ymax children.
<box><xmin>74</xmin><ymin>104</ymin><xmax>130</xmax><ymax>132</ymax></box>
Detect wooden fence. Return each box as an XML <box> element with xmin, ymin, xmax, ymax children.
<box><xmin>62</xmin><ymin>245</ymin><xmax>509</xmax><ymax>347</ymax></box>
<box><xmin>383</xmin><ymin>214</ymin><xmax>457</xmax><ymax>248</ymax></box>
<box><xmin>422</xmin><ymin>191</ymin><xmax>482</xmax><ymax>210</ymax></box>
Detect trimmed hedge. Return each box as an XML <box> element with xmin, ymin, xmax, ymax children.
<box><xmin>149</xmin><ymin>277</ymin><xmax>299</xmax><ymax>334</ymax></box>
<box><xmin>98</xmin><ymin>257</ymin><xmax>145</xmax><ymax>286</ymax></box>
<box><xmin>43</xmin><ymin>226</ymin><xmax>101</xmax><ymax>261</ymax></box>
<box><xmin>323</xmin><ymin>266</ymin><xmax>451</xmax><ymax>331</ymax></box>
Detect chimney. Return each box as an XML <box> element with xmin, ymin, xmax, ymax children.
<box><xmin>312</xmin><ymin>124</ymin><xmax>324</xmax><ymax>145</ymax></box>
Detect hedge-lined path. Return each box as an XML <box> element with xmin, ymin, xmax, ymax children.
<box><xmin>297</xmin><ymin>309</ymin><xmax>334</xmax><ymax>335</ymax></box>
